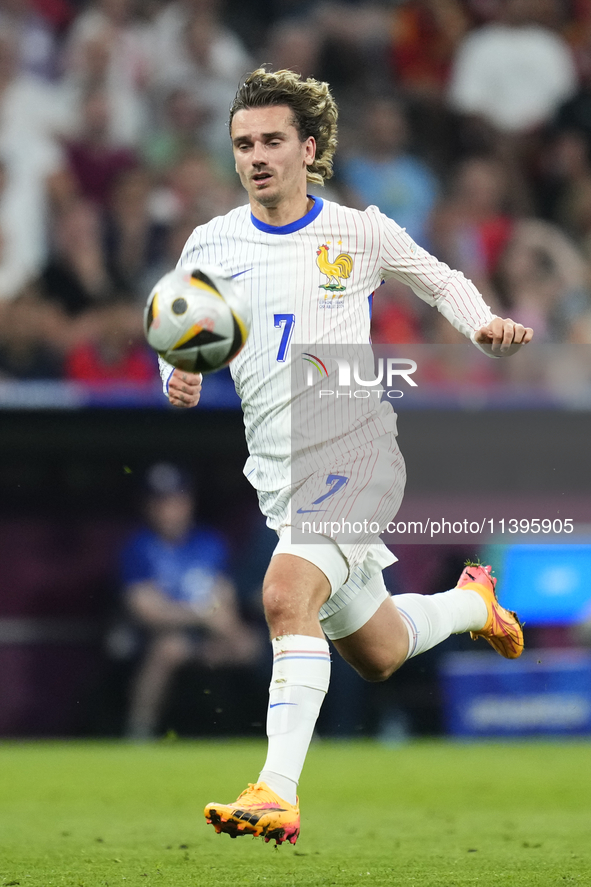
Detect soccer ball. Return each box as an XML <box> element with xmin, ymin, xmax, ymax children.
<box><xmin>144</xmin><ymin>265</ymin><xmax>251</xmax><ymax>373</ymax></box>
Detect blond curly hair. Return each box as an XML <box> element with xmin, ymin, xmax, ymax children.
<box><xmin>229</xmin><ymin>68</ymin><xmax>338</xmax><ymax>186</ymax></box>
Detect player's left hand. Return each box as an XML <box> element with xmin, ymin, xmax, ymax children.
<box><xmin>167</xmin><ymin>369</ymin><xmax>202</xmax><ymax>408</ymax></box>
<box><xmin>474</xmin><ymin>317</ymin><xmax>534</xmax><ymax>355</ymax></box>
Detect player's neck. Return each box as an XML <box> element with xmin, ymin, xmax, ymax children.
<box><xmin>250</xmin><ymin>193</ymin><xmax>314</xmax><ymax>229</ymax></box>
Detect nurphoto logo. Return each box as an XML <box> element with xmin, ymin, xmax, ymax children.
<box><xmin>303</xmin><ymin>354</ymin><xmax>418</xmax><ymax>398</ymax></box>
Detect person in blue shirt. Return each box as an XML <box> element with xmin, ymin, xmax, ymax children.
<box><xmin>339</xmin><ymin>97</ymin><xmax>439</xmax><ymax>250</ymax></box>
<box><xmin>120</xmin><ymin>462</ymin><xmax>258</xmax><ymax>739</ymax></box>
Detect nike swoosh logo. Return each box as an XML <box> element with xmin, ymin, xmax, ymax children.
<box><xmin>269</xmin><ymin>702</ymin><xmax>297</xmax><ymax>708</ymax></box>
<box><xmin>232</xmin><ymin>268</ymin><xmax>253</xmax><ymax>279</ymax></box>
<box><xmin>296</xmin><ymin>508</ymin><xmax>327</xmax><ymax>514</ymax></box>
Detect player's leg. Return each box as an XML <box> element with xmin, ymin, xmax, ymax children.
<box><xmin>204</xmin><ymin>442</ymin><xmax>402</xmax><ymax>843</ymax></box>
<box><xmin>319</xmin><ymin>433</ymin><xmax>494</xmax><ymax>673</ymax></box>
<box><xmin>330</xmin><ymin>564</ymin><xmax>523</xmax><ymax>682</ymax></box>
<box><xmin>261</xmin><ymin>552</ymin><xmax>330</xmax><ymax>639</ymax></box>
<box><xmin>257</xmin><ymin>553</ymin><xmax>331</xmax><ymax>800</ymax></box>
<box><xmin>330</xmin><ymin>585</ymin><xmax>409</xmax><ymax>681</ymax></box>
<box><xmin>205</xmin><ymin>547</ymin><xmax>339</xmax><ymax>845</ymax></box>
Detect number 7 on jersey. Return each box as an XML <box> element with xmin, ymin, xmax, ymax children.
<box><xmin>274</xmin><ymin>313</ymin><xmax>295</xmax><ymax>362</ymax></box>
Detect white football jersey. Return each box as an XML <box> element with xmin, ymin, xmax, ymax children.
<box><xmin>160</xmin><ymin>196</ymin><xmax>495</xmax><ymax>492</ymax></box>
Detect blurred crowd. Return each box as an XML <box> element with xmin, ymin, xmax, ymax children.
<box><xmin>1</xmin><ymin>0</ymin><xmax>591</xmax><ymax>383</ymax></box>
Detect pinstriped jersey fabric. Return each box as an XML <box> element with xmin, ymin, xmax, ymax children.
<box><xmin>160</xmin><ymin>197</ymin><xmax>495</xmax><ymax>493</ymax></box>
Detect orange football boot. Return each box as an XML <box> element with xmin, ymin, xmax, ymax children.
<box><xmin>204</xmin><ymin>782</ymin><xmax>300</xmax><ymax>845</ymax></box>
<box><xmin>457</xmin><ymin>562</ymin><xmax>524</xmax><ymax>659</ymax></box>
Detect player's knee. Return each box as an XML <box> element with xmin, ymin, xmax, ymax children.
<box><xmin>351</xmin><ymin>652</ymin><xmax>405</xmax><ymax>683</ymax></box>
<box><xmin>359</xmin><ymin>663</ymin><xmax>397</xmax><ymax>682</ymax></box>
<box><xmin>262</xmin><ymin>578</ymin><xmax>297</xmax><ymax>627</ymax></box>
<box><xmin>262</xmin><ymin>577</ymin><xmax>323</xmax><ymax>634</ymax></box>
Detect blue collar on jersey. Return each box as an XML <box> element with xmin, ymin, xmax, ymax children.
<box><xmin>250</xmin><ymin>196</ymin><xmax>323</xmax><ymax>234</ymax></box>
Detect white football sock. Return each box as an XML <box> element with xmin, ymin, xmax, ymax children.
<box><xmin>394</xmin><ymin>589</ymin><xmax>488</xmax><ymax>660</ymax></box>
<box><xmin>259</xmin><ymin>634</ymin><xmax>331</xmax><ymax>806</ymax></box>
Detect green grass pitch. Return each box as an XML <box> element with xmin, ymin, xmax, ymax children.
<box><xmin>1</xmin><ymin>739</ymin><xmax>590</xmax><ymax>887</ymax></box>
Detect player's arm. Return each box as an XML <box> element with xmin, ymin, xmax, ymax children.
<box><xmin>377</xmin><ymin>211</ymin><xmax>534</xmax><ymax>353</ymax></box>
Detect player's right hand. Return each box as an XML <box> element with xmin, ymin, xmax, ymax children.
<box><xmin>167</xmin><ymin>369</ymin><xmax>202</xmax><ymax>408</ymax></box>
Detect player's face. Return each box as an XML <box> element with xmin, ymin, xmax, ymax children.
<box><xmin>231</xmin><ymin>105</ymin><xmax>315</xmax><ymax>211</ymax></box>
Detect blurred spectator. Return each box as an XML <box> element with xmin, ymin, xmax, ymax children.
<box><xmin>0</xmin><ymin>287</ymin><xmax>63</xmax><ymax>378</ymax></box>
<box><xmin>62</xmin><ymin>0</ymin><xmax>151</xmax><ymax>147</ymax></box>
<box><xmin>430</xmin><ymin>155</ymin><xmax>514</xmax><ymax>296</ymax></box>
<box><xmin>554</xmin><ymin>29</ymin><xmax>591</xmax><ymax>153</ymax></box>
<box><xmin>150</xmin><ymin>0</ymin><xmax>250</xmax><ymax>82</ymax></box>
<box><xmin>160</xmin><ymin>149</ymin><xmax>242</xmax><ymax>224</ymax></box>
<box><xmin>544</xmin><ymin>3</ymin><xmax>591</xmax><ymax>257</ymax></box>
<box><xmin>0</xmin><ymin>158</ymin><xmax>37</xmax><ymax>300</ymax></box>
<box><xmin>142</xmin><ymin>210</ymin><xmax>210</xmax><ymax>292</ymax></box>
<box><xmin>141</xmin><ymin>85</ymin><xmax>207</xmax><ymax>173</ymax></box>
<box><xmin>37</xmin><ymin>198</ymin><xmax>113</xmax><ymax>318</ymax></box>
<box><xmin>120</xmin><ymin>462</ymin><xmax>259</xmax><ymax>739</ymax></box>
<box><xmin>538</xmin><ymin>129</ymin><xmax>591</xmax><ymax>253</ymax></box>
<box><xmin>448</xmin><ymin>0</ymin><xmax>577</xmax><ymax>134</ymax></box>
<box><xmin>315</xmin><ymin>3</ymin><xmax>392</xmax><ymax>100</ymax></box>
<box><xmin>263</xmin><ymin>18</ymin><xmax>322</xmax><ymax>78</ymax></box>
<box><xmin>103</xmin><ymin>165</ymin><xmax>168</xmax><ymax>296</ymax></box>
<box><xmin>63</xmin><ymin>297</ymin><xmax>157</xmax><ymax>384</ymax></box>
<box><xmin>0</xmin><ymin>25</ymin><xmax>69</xmax><ymax>280</ymax></box>
<box><xmin>62</xmin><ymin>85</ymin><xmax>138</xmax><ymax>205</ymax></box>
<box><xmin>0</xmin><ymin>0</ymin><xmax>65</xmax><ymax>81</ymax></box>
<box><xmin>388</xmin><ymin>0</ymin><xmax>470</xmax><ymax>98</ymax></box>
<box><xmin>149</xmin><ymin>0</ymin><xmax>251</xmax><ymax>165</ymax></box>
<box><xmin>339</xmin><ymin>97</ymin><xmax>439</xmax><ymax>248</ymax></box>
<box><xmin>0</xmin><ymin>23</ymin><xmax>69</xmax><ymax>141</ymax></box>
<box><xmin>495</xmin><ymin>218</ymin><xmax>591</xmax><ymax>340</ymax></box>
<box><xmin>563</xmin><ymin>0</ymin><xmax>591</xmax><ymax>85</ymax></box>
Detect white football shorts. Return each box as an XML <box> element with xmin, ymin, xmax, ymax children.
<box><xmin>259</xmin><ymin>432</ymin><xmax>406</xmax><ymax>639</ymax></box>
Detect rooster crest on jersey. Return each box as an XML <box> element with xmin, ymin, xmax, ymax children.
<box><xmin>316</xmin><ymin>242</ymin><xmax>353</xmax><ymax>295</ymax></box>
